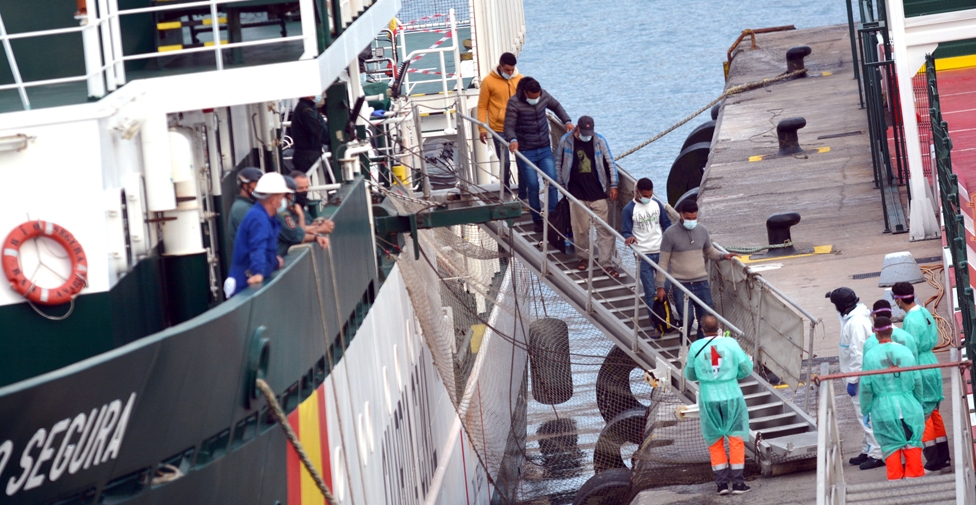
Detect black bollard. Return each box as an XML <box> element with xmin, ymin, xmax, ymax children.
<box><xmin>776</xmin><ymin>117</ymin><xmax>806</xmax><ymax>156</ymax></box>
<box><xmin>787</xmin><ymin>46</ymin><xmax>812</xmax><ymax>73</ymax></box>
<box><xmin>764</xmin><ymin>212</ymin><xmax>801</xmax><ymax>257</ymax></box>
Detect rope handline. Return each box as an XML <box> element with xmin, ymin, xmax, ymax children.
<box><xmin>615</xmin><ymin>68</ymin><xmax>808</xmax><ymax>161</ymax></box>
<box><xmin>255</xmin><ymin>378</ymin><xmax>340</xmax><ymax>505</ymax></box>
<box><xmin>722</xmin><ymin>241</ymin><xmax>797</xmax><ymax>254</ymax></box>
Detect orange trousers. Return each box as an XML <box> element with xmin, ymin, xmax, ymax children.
<box><xmin>708</xmin><ymin>437</ymin><xmax>745</xmax><ymax>471</ymax></box>
<box><xmin>885</xmin><ymin>447</ymin><xmax>924</xmax><ymax>480</ymax></box>
<box><xmin>923</xmin><ymin>409</ymin><xmax>947</xmax><ymax>444</ymax></box>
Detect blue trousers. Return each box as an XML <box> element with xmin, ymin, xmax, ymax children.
<box><xmin>673</xmin><ymin>280</ymin><xmax>714</xmax><ymax>341</ymax></box>
<box><xmin>638</xmin><ymin>254</ymin><xmax>660</xmax><ymax>310</ymax></box>
<box><xmin>515</xmin><ymin>146</ymin><xmax>558</xmax><ymax>223</ymax></box>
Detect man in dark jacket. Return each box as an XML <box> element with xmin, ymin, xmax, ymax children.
<box><xmin>290</xmin><ymin>96</ymin><xmax>330</xmax><ymax>173</ymax></box>
<box><xmin>227</xmin><ymin>166</ymin><xmax>263</xmax><ymax>251</ymax></box>
<box><xmin>503</xmin><ymin>77</ymin><xmax>573</xmax><ymax>232</ymax></box>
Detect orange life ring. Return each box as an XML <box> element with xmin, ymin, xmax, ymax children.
<box><xmin>2</xmin><ymin>220</ymin><xmax>88</xmax><ymax>305</ymax></box>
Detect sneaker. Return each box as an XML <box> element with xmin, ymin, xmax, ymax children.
<box><xmin>717</xmin><ymin>483</ymin><xmax>730</xmax><ymax>495</ymax></box>
<box><xmin>848</xmin><ymin>453</ymin><xmax>869</xmax><ymax>466</ymax></box>
<box><xmin>731</xmin><ymin>483</ymin><xmax>751</xmax><ymax>495</ymax></box>
<box><xmin>859</xmin><ymin>457</ymin><xmax>885</xmax><ymax>470</ymax></box>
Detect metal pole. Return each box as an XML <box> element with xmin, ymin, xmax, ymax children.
<box><xmin>210</xmin><ymin>0</ymin><xmax>223</xmax><ymax>70</ymax></box>
<box><xmin>585</xmin><ymin>216</ymin><xmax>595</xmax><ymax>313</ymax></box>
<box><xmin>682</xmin><ymin>294</ymin><xmax>691</xmax><ymax>345</ymax></box>
<box><xmin>845</xmin><ymin>0</ymin><xmax>864</xmax><ymax>108</ymax></box>
<box><xmin>632</xmin><ymin>251</ymin><xmax>641</xmax><ymax>352</ymax></box>
<box><xmin>805</xmin><ymin>321</ymin><xmax>816</xmax><ymax>414</ymax></box>
<box><xmin>540</xmin><ymin>179</ymin><xmax>549</xmax><ymax>276</ymax></box>
<box><xmin>0</xmin><ymin>12</ymin><xmax>30</xmax><ymax>110</ymax></box>
<box><xmin>411</xmin><ymin>103</ymin><xmax>431</xmax><ymax>198</ymax></box>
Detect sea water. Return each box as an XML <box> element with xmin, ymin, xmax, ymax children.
<box><xmin>517</xmin><ymin>0</ymin><xmax>855</xmax><ymax>190</ymax></box>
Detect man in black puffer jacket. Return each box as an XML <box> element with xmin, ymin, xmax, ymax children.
<box><xmin>503</xmin><ymin>77</ymin><xmax>574</xmax><ymax>232</ymax></box>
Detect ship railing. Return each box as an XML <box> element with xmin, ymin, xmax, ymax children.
<box><xmin>0</xmin><ymin>0</ymin><xmax>322</xmax><ymax>112</ymax></box>
<box><xmin>396</xmin><ymin>9</ymin><xmax>464</xmax><ymax>99</ymax></box>
<box><xmin>813</xmin><ymin>352</ymin><xmax>976</xmax><ymax>505</ymax></box>
<box><xmin>455</xmin><ymin>113</ymin><xmax>746</xmax><ymax>376</ymax></box>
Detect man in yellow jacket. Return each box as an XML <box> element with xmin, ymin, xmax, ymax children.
<box><xmin>478</xmin><ymin>52</ymin><xmax>522</xmax><ymax>197</ymax></box>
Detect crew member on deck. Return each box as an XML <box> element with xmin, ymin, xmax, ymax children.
<box><xmin>227</xmin><ymin>167</ymin><xmax>263</xmax><ymax>250</ymax></box>
<box><xmin>277</xmin><ymin>175</ymin><xmax>331</xmax><ymax>256</ymax></box>
<box><xmin>684</xmin><ymin>315</ymin><xmax>753</xmax><ymax>496</ymax></box>
<box><xmin>826</xmin><ymin>287</ymin><xmax>885</xmax><ymax>470</ymax></box>
<box><xmin>892</xmin><ymin>281</ymin><xmax>950</xmax><ymax>471</ymax></box>
<box><xmin>290</xmin><ymin>95</ymin><xmax>330</xmax><ymax>173</ymax></box>
<box><xmin>555</xmin><ymin>115</ymin><xmax>620</xmax><ymax>278</ymax></box>
<box><xmin>224</xmin><ymin>173</ymin><xmax>292</xmax><ymax>298</ymax></box>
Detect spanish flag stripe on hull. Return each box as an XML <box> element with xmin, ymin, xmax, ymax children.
<box><xmin>286</xmin><ymin>385</ymin><xmax>332</xmax><ymax>504</ymax></box>
<box><xmin>287</xmin><ymin>409</ymin><xmax>302</xmax><ymax>505</ymax></box>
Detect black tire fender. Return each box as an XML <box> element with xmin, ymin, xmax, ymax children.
<box><xmin>528</xmin><ymin>318</ymin><xmax>573</xmax><ymax>405</ymax></box>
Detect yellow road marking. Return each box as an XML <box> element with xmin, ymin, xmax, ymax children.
<box><xmin>157</xmin><ymin>21</ymin><xmax>181</xmax><ymax>30</ymax></box>
<box><xmin>158</xmin><ymin>44</ymin><xmax>183</xmax><ymax>52</ymax></box>
<box><xmin>748</xmin><ymin>155</ymin><xmax>764</xmax><ymax>162</ymax></box>
<box><xmin>740</xmin><ymin>245</ymin><xmax>833</xmax><ymax>264</ymax></box>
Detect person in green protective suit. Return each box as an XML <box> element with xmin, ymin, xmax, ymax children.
<box><xmin>684</xmin><ymin>314</ymin><xmax>753</xmax><ymax>495</ymax></box>
<box><xmin>863</xmin><ymin>300</ymin><xmax>917</xmax><ymax>360</ymax></box>
<box><xmin>892</xmin><ymin>281</ymin><xmax>950</xmax><ymax>471</ymax></box>
<box><xmin>860</xmin><ymin>316</ymin><xmax>925</xmax><ymax>480</ymax></box>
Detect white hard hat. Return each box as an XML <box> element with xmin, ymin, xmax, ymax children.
<box><xmin>253</xmin><ymin>172</ymin><xmax>293</xmax><ymax>194</ymax></box>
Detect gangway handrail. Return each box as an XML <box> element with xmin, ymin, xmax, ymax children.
<box><xmin>457</xmin><ymin>112</ymin><xmax>745</xmax><ymax>339</ymax></box>
<box><xmin>812</xmin><ymin>359</ymin><xmax>971</xmax><ymax>383</ymax></box>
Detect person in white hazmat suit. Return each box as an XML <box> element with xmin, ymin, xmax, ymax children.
<box><xmin>826</xmin><ymin>287</ymin><xmax>885</xmax><ymax>469</ymax></box>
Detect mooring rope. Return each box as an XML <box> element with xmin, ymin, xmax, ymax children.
<box><xmin>722</xmin><ymin>241</ymin><xmax>797</xmax><ymax>254</ymax></box>
<box><xmin>615</xmin><ymin>68</ymin><xmax>808</xmax><ymax>161</ymax></box>
<box><xmin>256</xmin><ymin>378</ymin><xmax>340</xmax><ymax>505</ymax></box>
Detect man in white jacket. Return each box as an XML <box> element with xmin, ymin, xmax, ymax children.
<box><xmin>827</xmin><ymin>287</ymin><xmax>885</xmax><ymax>470</ymax></box>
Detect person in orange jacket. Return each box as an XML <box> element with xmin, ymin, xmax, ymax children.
<box><xmin>478</xmin><ymin>52</ymin><xmax>522</xmax><ymax>197</ymax></box>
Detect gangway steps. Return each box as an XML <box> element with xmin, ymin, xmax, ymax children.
<box><xmin>483</xmin><ymin>214</ymin><xmax>818</xmax><ymax>473</ymax></box>
<box><xmin>846</xmin><ymin>473</ymin><xmax>956</xmax><ymax>505</ymax></box>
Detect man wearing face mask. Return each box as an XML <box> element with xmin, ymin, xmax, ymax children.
<box><xmin>290</xmin><ymin>95</ymin><xmax>330</xmax><ymax>174</ymax></box>
<box><xmin>227</xmin><ymin>166</ymin><xmax>264</xmax><ymax>250</ymax></box>
<box><xmin>477</xmin><ymin>52</ymin><xmax>522</xmax><ymax>196</ymax></box>
<box><xmin>277</xmin><ymin>175</ymin><xmax>332</xmax><ymax>256</ymax></box>
<box><xmin>555</xmin><ymin>115</ymin><xmax>620</xmax><ymax>276</ymax></box>
<box><xmin>825</xmin><ymin>287</ymin><xmax>885</xmax><ymax>469</ymax></box>
<box><xmin>504</xmin><ymin>77</ymin><xmax>573</xmax><ymax>233</ymax></box>
<box><xmin>225</xmin><ymin>173</ymin><xmax>292</xmax><ymax>298</ymax></box>
<box><xmin>622</xmin><ymin>178</ymin><xmax>671</xmax><ymax>314</ymax></box>
<box><xmin>289</xmin><ymin>171</ymin><xmax>336</xmax><ymax>234</ymax></box>
<box><xmin>654</xmin><ymin>200</ymin><xmax>734</xmax><ymax>341</ymax></box>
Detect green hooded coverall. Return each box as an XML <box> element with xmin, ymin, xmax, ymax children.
<box><xmin>685</xmin><ymin>336</ymin><xmax>753</xmax><ymax>445</ymax></box>
<box><xmin>859</xmin><ymin>342</ymin><xmax>924</xmax><ymax>458</ymax></box>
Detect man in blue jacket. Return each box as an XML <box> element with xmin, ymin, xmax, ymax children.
<box><xmin>504</xmin><ymin>77</ymin><xmax>573</xmax><ymax>232</ymax></box>
<box><xmin>622</xmin><ymin>178</ymin><xmax>671</xmax><ymax>312</ymax></box>
<box><xmin>224</xmin><ymin>173</ymin><xmax>293</xmax><ymax>298</ymax></box>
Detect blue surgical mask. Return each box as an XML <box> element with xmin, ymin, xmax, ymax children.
<box><xmin>526</xmin><ymin>97</ymin><xmax>540</xmax><ymax>105</ymax></box>
<box><xmin>639</xmin><ymin>197</ymin><xmax>651</xmax><ymax>204</ymax></box>
<box><xmin>682</xmin><ymin>219</ymin><xmax>698</xmax><ymax>230</ymax></box>
<box><xmin>579</xmin><ymin>135</ymin><xmax>592</xmax><ymax>142</ymax></box>
<box><xmin>502</xmin><ymin>72</ymin><xmax>513</xmax><ymax>80</ymax></box>
<box><xmin>278</xmin><ymin>199</ymin><xmax>288</xmax><ymax>213</ymax></box>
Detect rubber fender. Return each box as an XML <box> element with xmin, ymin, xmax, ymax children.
<box><xmin>710</xmin><ymin>103</ymin><xmax>721</xmax><ymax>120</ymax></box>
<box><xmin>528</xmin><ymin>318</ymin><xmax>573</xmax><ymax>405</ymax></box>
<box><xmin>665</xmin><ymin>141</ymin><xmax>710</xmax><ymax>207</ymax></box>
<box><xmin>537</xmin><ymin>418</ymin><xmax>584</xmax><ymax>478</ymax></box>
<box><xmin>593</xmin><ymin>407</ymin><xmax>647</xmax><ymax>473</ymax></box>
<box><xmin>596</xmin><ymin>346</ymin><xmax>645</xmax><ymax>423</ymax></box>
<box><xmin>680</xmin><ymin>121</ymin><xmax>716</xmax><ymax>151</ymax></box>
<box><xmin>572</xmin><ymin>468</ymin><xmax>633</xmax><ymax>505</ymax></box>
<box><xmin>673</xmin><ymin>188</ymin><xmax>698</xmax><ymax>215</ymax></box>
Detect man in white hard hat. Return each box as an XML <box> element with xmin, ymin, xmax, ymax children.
<box><xmin>224</xmin><ymin>172</ymin><xmax>293</xmax><ymax>298</ymax></box>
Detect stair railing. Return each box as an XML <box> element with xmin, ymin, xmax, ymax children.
<box><xmin>949</xmin><ymin>348</ymin><xmax>976</xmax><ymax>503</ymax></box>
<box><xmin>815</xmin><ymin>362</ymin><xmax>845</xmax><ymax>505</ymax></box>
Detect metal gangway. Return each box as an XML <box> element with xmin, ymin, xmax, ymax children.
<box><xmin>815</xmin><ymin>349</ymin><xmax>976</xmax><ymax>504</ymax></box>
<box><xmin>445</xmin><ymin>114</ymin><xmax>822</xmax><ymax>475</ymax></box>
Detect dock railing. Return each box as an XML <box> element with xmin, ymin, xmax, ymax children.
<box><xmin>0</xmin><ymin>0</ymin><xmax>336</xmax><ymax>111</ymax></box>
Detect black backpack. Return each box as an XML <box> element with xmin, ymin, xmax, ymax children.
<box><xmin>546</xmin><ymin>197</ymin><xmax>572</xmax><ymax>253</ymax></box>
<box><xmin>652</xmin><ymin>293</ymin><xmax>682</xmax><ymax>334</ymax></box>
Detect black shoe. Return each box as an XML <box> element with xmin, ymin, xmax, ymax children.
<box><xmin>859</xmin><ymin>457</ymin><xmax>885</xmax><ymax>470</ymax></box>
<box><xmin>717</xmin><ymin>483</ymin><xmax>730</xmax><ymax>495</ymax></box>
<box><xmin>849</xmin><ymin>453</ymin><xmax>869</xmax><ymax>466</ymax></box>
<box><xmin>532</xmin><ymin>222</ymin><xmax>543</xmax><ymax>234</ymax></box>
<box><xmin>731</xmin><ymin>483</ymin><xmax>751</xmax><ymax>495</ymax></box>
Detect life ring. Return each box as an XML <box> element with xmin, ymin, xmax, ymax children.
<box><xmin>2</xmin><ymin>220</ymin><xmax>88</xmax><ymax>305</ymax></box>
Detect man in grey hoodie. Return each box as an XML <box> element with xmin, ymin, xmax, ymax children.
<box><xmin>655</xmin><ymin>200</ymin><xmax>735</xmax><ymax>341</ymax></box>
<box><xmin>504</xmin><ymin>77</ymin><xmax>573</xmax><ymax>232</ymax></box>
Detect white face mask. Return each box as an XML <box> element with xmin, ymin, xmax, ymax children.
<box><xmin>579</xmin><ymin>135</ymin><xmax>592</xmax><ymax>142</ymax></box>
<box><xmin>502</xmin><ymin>72</ymin><xmax>513</xmax><ymax>80</ymax></box>
<box><xmin>277</xmin><ymin>198</ymin><xmax>288</xmax><ymax>213</ymax></box>
<box><xmin>526</xmin><ymin>97</ymin><xmax>540</xmax><ymax>105</ymax></box>
<box><xmin>639</xmin><ymin>196</ymin><xmax>651</xmax><ymax>204</ymax></box>
<box><xmin>682</xmin><ymin>219</ymin><xmax>698</xmax><ymax>230</ymax></box>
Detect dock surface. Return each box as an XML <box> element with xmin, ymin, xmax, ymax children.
<box><xmin>632</xmin><ymin>24</ymin><xmax>954</xmax><ymax>503</ymax></box>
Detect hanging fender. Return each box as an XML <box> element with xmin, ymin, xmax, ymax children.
<box><xmin>2</xmin><ymin>220</ymin><xmax>88</xmax><ymax>305</ymax></box>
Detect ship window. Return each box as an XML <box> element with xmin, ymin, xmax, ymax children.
<box><xmin>357</xmin><ymin>414</ymin><xmax>368</xmax><ymax>465</ymax></box>
<box><xmin>333</xmin><ymin>447</ymin><xmax>346</xmax><ymax>501</ymax></box>
<box><xmin>98</xmin><ymin>467</ymin><xmax>151</xmax><ymax>503</ymax></box>
<box><xmin>45</xmin><ymin>487</ymin><xmax>96</xmax><ymax>505</ymax></box>
<box><xmin>314</xmin><ymin>357</ymin><xmax>326</xmax><ymax>387</ymax></box>
<box><xmin>282</xmin><ymin>382</ymin><xmax>300</xmax><ymax>413</ymax></box>
<box><xmin>232</xmin><ymin>413</ymin><xmax>259</xmax><ymax>451</ymax></box>
<box><xmin>194</xmin><ymin>429</ymin><xmax>231</xmax><ymax>468</ymax></box>
<box><xmin>300</xmin><ymin>368</ymin><xmax>315</xmax><ymax>400</ymax></box>
<box><xmin>259</xmin><ymin>405</ymin><xmax>278</xmax><ymax>432</ymax></box>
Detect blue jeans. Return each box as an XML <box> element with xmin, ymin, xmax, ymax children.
<box><xmin>672</xmin><ymin>280</ymin><xmax>714</xmax><ymax>341</ymax></box>
<box><xmin>638</xmin><ymin>254</ymin><xmax>659</xmax><ymax>309</ymax></box>
<box><xmin>515</xmin><ymin>146</ymin><xmax>558</xmax><ymax>223</ymax></box>
<box><xmin>492</xmin><ymin>133</ymin><xmax>522</xmax><ymax>199</ymax></box>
